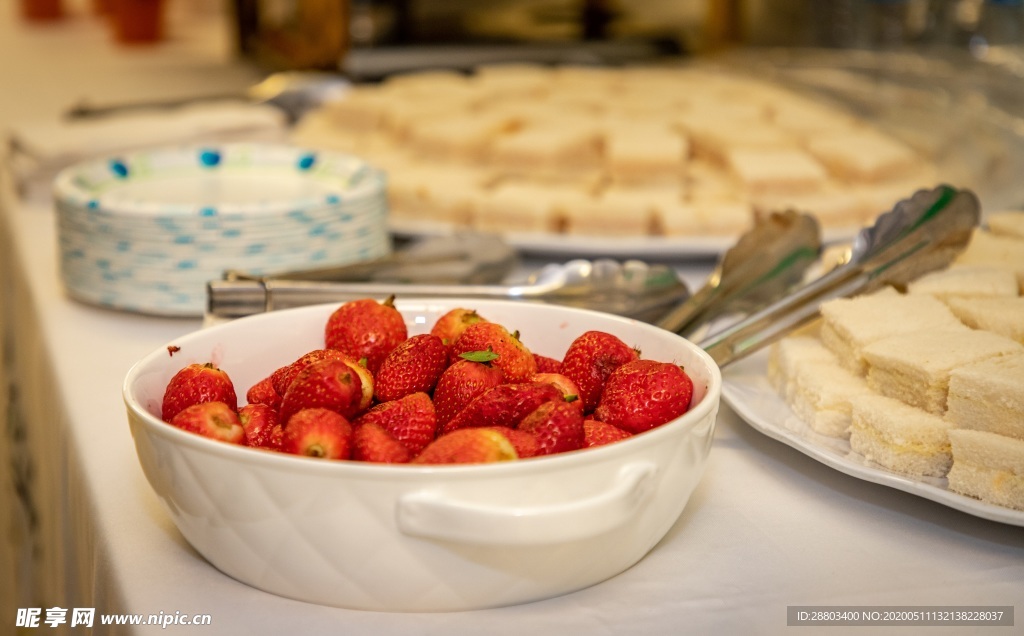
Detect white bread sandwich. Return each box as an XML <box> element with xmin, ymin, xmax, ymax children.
<box><xmin>943</xmin><ymin>296</ymin><xmax>1024</xmax><ymax>345</ymax></box>
<box><xmin>906</xmin><ymin>265</ymin><xmax>1019</xmax><ymax>301</ymax></box>
<box><xmin>387</xmin><ymin>164</ymin><xmax>492</xmax><ymax>226</ymax></box>
<box><xmin>947</xmin><ymin>429</ymin><xmax>1024</xmax><ymax>511</ymax></box>
<box><xmin>686</xmin><ymin>197</ymin><xmax>753</xmax><ymax>236</ymax></box>
<box><xmin>803</xmin><ymin>130</ymin><xmax>918</xmax><ymax>183</ymax></box>
<box><xmin>562</xmin><ymin>185</ymin><xmax>675</xmax><ymax>237</ymax></box>
<box><xmin>861</xmin><ymin>327</ymin><xmax>1023</xmax><ymax>415</ymax></box>
<box><xmin>601</xmin><ymin>122</ymin><xmax>688</xmax><ymax>185</ymax></box>
<box><xmin>945</xmin><ymin>352</ymin><xmax>1024</xmax><ymax>440</ymax></box>
<box><xmin>725</xmin><ymin>147</ymin><xmax>828</xmax><ymax>195</ymax></box>
<box><xmin>487</xmin><ymin>120</ymin><xmax>602</xmax><ymax>178</ymax></box>
<box><xmin>789</xmin><ymin>359</ymin><xmax>873</xmax><ymax>439</ymax></box>
<box><xmin>767</xmin><ymin>332</ymin><xmax>835</xmax><ymax>399</ymax></box>
<box><xmin>818</xmin><ymin>293</ymin><xmax>965</xmax><ymax>375</ymax></box>
<box><xmin>849</xmin><ymin>394</ymin><xmax>954</xmax><ymax>478</ymax></box>
<box><xmin>475</xmin><ymin>181</ymin><xmax>591</xmax><ymax>234</ymax></box>
<box><xmin>986</xmin><ymin>210</ymin><xmax>1024</xmax><ymax>240</ymax></box>
<box><xmin>954</xmin><ymin>228</ymin><xmax>1024</xmax><ymax>293</ymax></box>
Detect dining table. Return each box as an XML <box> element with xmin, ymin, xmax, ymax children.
<box><xmin>1</xmin><ymin>3</ymin><xmax>1022</xmax><ymax>635</ymax></box>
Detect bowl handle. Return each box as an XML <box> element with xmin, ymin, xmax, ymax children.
<box><xmin>395</xmin><ymin>462</ymin><xmax>658</xmax><ymax>545</ymax></box>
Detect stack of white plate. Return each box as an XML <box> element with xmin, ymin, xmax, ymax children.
<box><xmin>53</xmin><ymin>143</ymin><xmax>390</xmax><ymax>317</ymax></box>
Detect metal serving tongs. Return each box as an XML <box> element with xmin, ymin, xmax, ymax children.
<box><xmin>691</xmin><ymin>184</ymin><xmax>981</xmax><ymax>368</ymax></box>
<box><xmin>207</xmin><ymin>234</ymin><xmax>691</xmax><ymax>323</ymax></box>
<box><xmin>65</xmin><ymin>71</ymin><xmax>349</xmax><ymax>124</ymax></box>
<box><xmin>656</xmin><ymin>209</ymin><xmax>823</xmax><ymax>339</ymax></box>
<box><xmin>223</xmin><ymin>233</ymin><xmax>520</xmax><ymax>286</ymax></box>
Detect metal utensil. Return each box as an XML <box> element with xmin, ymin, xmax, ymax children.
<box><xmin>697</xmin><ymin>184</ymin><xmax>981</xmax><ymax>367</ymax></box>
<box><xmin>65</xmin><ymin>71</ymin><xmax>348</xmax><ymax>123</ymax></box>
<box><xmin>517</xmin><ymin>259</ymin><xmax>692</xmax><ymax>322</ymax></box>
<box><xmin>656</xmin><ymin>209</ymin><xmax>822</xmax><ymax>338</ymax></box>
<box><xmin>208</xmin><ymin>258</ymin><xmax>690</xmax><ymax>322</ymax></box>
<box><xmin>224</xmin><ymin>233</ymin><xmax>519</xmax><ymax>286</ymax></box>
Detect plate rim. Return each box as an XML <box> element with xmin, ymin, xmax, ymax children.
<box><xmin>389</xmin><ymin>218</ymin><xmax>862</xmax><ymax>260</ymax></box>
<box><xmin>53</xmin><ymin>142</ymin><xmax>385</xmax><ymax>217</ymax></box>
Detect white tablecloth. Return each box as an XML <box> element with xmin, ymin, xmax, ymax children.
<box><xmin>1</xmin><ymin>4</ymin><xmax>1022</xmax><ymax>635</ymax></box>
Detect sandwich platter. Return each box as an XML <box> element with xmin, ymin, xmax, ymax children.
<box><xmin>721</xmin><ymin>350</ymin><xmax>1024</xmax><ymax>527</ymax></box>
<box><xmin>293</xmin><ymin>48</ymin><xmax>1024</xmax><ymax>262</ymax></box>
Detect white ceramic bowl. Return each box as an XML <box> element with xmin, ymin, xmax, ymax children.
<box><xmin>123</xmin><ymin>299</ymin><xmax>721</xmax><ymax>612</ymax></box>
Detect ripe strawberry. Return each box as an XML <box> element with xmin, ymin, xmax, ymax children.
<box><xmin>534</xmin><ymin>354</ymin><xmax>563</xmax><ymax>374</ymax></box>
<box><xmin>531</xmin><ymin>372</ymin><xmax>583</xmax><ymax>411</ymax></box>
<box><xmin>281</xmin><ymin>407</ymin><xmax>353</xmax><ymax>459</ymax></box>
<box><xmin>431</xmin><ymin>358</ymin><xmax>505</xmax><ymax>428</ymax></box>
<box><xmin>411</xmin><ymin>428</ymin><xmax>518</xmax><ymax>465</ymax></box>
<box><xmin>324</xmin><ymin>296</ymin><xmax>407</xmax><ymax>374</ymax></box>
<box><xmin>560</xmin><ymin>331</ymin><xmax>640</xmax><ymax>413</ymax></box>
<box><xmin>239</xmin><ymin>403</ymin><xmax>282</xmax><ymax>450</ymax></box>
<box><xmin>340</xmin><ymin>356</ymin><xmax>375</xmax><ymax>413</ymax></box>
<box><xmin>441</xmin><ymin>381</ymin><xmax>564</xmax><ymax>434</ymax></box>
<box><xmin>271</xmin><ymin>349</ymin><xmax>350</xmax><ymax>397</ymax></box>
<box><xmin>279</xmin><ymin>358</ymin><xmax>364</xmax><ymax>423</ymax></box>
<box><xmin>245</xmin><ymin>375</ymin><xmax>282</xmax><ymax>411</ymax></box>
<box><xmin>170</xmin><ymin>401</ymin><xmax>245</xmax><ymax>444</ymax></box>
<box><xmin>518</xmin><ymin>400</ymin><xmax>585</xmax><ymax>455</ymax></box>
<box><xmin>593</xmin><ymin>359</ymin><xmax>694</xmax><ymax>434</ymax></box>
<box><xmin>353</xmin><ymin>392</ymin><xmax>437</xmax><ymax>455</ymax></box>
<box><xmin>583</xmin><ymin>419</ymin><xmax>632</xmax><ymax>448</ymax></box>
<box><xmin>162</xmin><ymin>362</ymin><xmax>237</xmax><ymax>421</ymax></box>
<box><xmin>450</xmin><ymin>322</ymin><xmax>537</xmax><ymax>382</ymax></box>
<box><xmin>482</xmin><ymin>426</ymin><xmax>540</xmax><ymax>459</ymax></box>
<box><xmin>430</xmin><ymin>307</ymin><xmax>488</xmax><ymax>345</ymax></box>
<box><xmin>352</xmin><ymin>422</ymin><xmax>412</xmax><ymax>463</ymax></box>
<box><xmin>374</xmin><ymin>333</ymin><xmax>448</xmax><ymax>402</ymax></box>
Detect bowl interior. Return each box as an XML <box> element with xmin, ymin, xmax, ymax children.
<box><xmin>125</xmin><ymin>298</ymin><xmax>721</xmax><ymax>466</ymax></box>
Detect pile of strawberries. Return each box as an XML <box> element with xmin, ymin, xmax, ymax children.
<box><xmin>161</xmin><ymin>297</ymin><xmax>695</xmax><ymax>464</ymax></box>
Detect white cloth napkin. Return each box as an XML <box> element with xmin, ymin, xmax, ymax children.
<box><xmin>6</xmin><ymin>101</ymin><xmax>289</xmax><ymax>201</ymax></box>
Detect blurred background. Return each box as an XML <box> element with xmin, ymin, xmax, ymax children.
<box><xmin>221</xmin><ymin>0</ymin><xmax>1024</xmax><ymax>76</ymax></box>
<box><xmin>15</xmin><ymin>0</ymin><xmax>1024</xmax><ymax>85</ymax></box>
<box><xmin>213</xmin><ymin>0</ymin><xmax>1024</xmax><ymax>214</ymax></box>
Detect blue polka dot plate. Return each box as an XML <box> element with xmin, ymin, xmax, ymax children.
<box><xmin>53</xmin><ymin>143</ymin><xmax>390</xmax><ymax>317</ymax></box>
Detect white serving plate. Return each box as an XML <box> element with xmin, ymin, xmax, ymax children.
<box><xmin>123</xmin><ymin>299</ymin><xmax>722</xmax><ymax>612</ymax></box>
<box><xmin>390</xmin><ymin>217</ymin><xmax>734</xmax><ymax>259</ymax></box>
<box><xmin>390</xmin><ymin>217</ymin><xmax>863</xmax><ymax>260</ymax></box>
<box><xmin>721</xmin><ymin>350</ymin><xmax>1024</xmax><ymax>527</ymax></box>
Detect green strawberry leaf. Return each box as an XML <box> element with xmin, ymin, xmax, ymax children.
<box><xmin>460</xmin><ymin>349</ymin><xmax>500</xmax><ymax>363</ymax></box>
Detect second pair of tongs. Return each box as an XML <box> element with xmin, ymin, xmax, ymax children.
<box><xmin>690</xmin><ymin>184</ymin><xmax>981</xmax><ymax>367</ymax></box>
<box><xmin>657</xmin><ymin>209</ymin><xmax>823</xmax><ymax>339</ymax></box>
